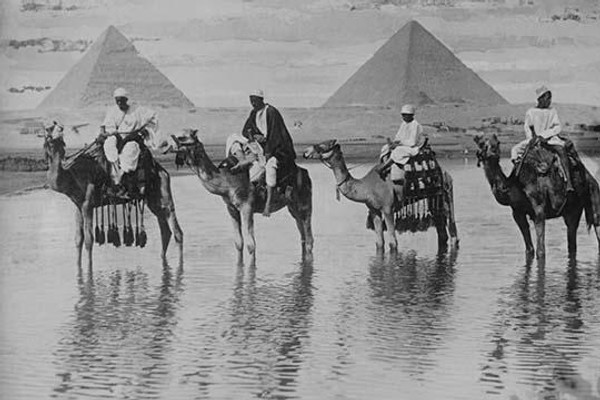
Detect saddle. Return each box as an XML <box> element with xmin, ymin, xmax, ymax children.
<box><xmin>64</xmin><ymin>136</ymin><xmax>157</xmax><ymax>202</ymax></box>
<box><xmin>370</xmin><ymin>145</ymin><xmax>446</xmax><ymax>233</ymax></box>
<box><xmin>511</xmin><ymin>136</ymin><xmax>581</xmax><ymax>183</ymax></box>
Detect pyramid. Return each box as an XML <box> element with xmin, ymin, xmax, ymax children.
<box><xmin>38</xmin><ymin>26</ymin><xmax>194</xmax><ymax>109</ymax></box>
<box><xmin>323</xmin><ymin>20</ymin><xmax>507</xmax><ymax>108</ymax></box>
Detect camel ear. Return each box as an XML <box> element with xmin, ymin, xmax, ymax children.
<box><xmin>171</xmin><ymin>135</ymin><xmax>181</xmax><ymax>147</ymax></box>
<box><xmin>190</xmin><ymin>130</ymin><xmax>198</xmax><ymax>140</ymax></box>
<box><xmin>473</xmin><ymin>134</ymin><xmax>483</xmax><ymax>145</ymax></box>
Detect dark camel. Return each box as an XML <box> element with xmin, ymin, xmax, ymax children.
<box><xmin>43</xmin><ymin>129</ymin><xmax>183</xmax><ymax>269</ymax></box>
<box><xmin>303</xmin><ymin>139</ymin><xmax>458</xmax><ymax>252</ymax></box>
<box><xmin>171</xmin><ymin>130</ymin><xmax>313</xmax><ymax>266</ymax></box>
<box><xmin>474</xmin><ymin>133</ymin><xmax>600</xmax><ymax>260</ymax></box>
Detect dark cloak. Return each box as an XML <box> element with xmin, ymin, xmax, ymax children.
<box><xmin>242</xmin><ymin>104</ymin><xmax>297</xmax><ymax>184</ymax></box>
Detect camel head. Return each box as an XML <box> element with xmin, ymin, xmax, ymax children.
<box><xmin>42</xmin><ymin>121</ymin><xmax>66</xmax><ymax>161</ymax></box>
<box><xmin>474</xmin><ymin>133</ymin><xmax>501</xmax><ymax>166</ymax></box>
<box><xmin>171</xmin><ymin>129</ymin><xmax>206</xmax><ymax>168</ymax></box>
<box><xmin>303</xmin><ymin>139</ymin><xmax>341</xmax><ymax>164</ymax></box>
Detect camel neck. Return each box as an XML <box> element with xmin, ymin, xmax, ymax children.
<box><xmin>482</xmin><ymin>158</ymin><xmax>511</xmax><ymax>206</ymax></box>
<box><xmin>190</xmin><ymin>150</ymin><xmax>229</xmax><ymax>196</ymax></box>
<box><xmin>46</xmin><ymin>149</ymin><xmax>64</xmax><ymax>192</ymax></box>
<box><xmin>328</xmin><ymin>152</ymin><xmax>359</xmax><ymax>201</ymax></box>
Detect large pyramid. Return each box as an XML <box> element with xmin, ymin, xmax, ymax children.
<box><xmin>324</xmin><ymin>20</ymin><xmax>507</xmax><ymax>108</ymax></box>
<box><xmin>38</xmin><ymin>26</ymin><xmax>194</xmax><ymax>109</ymax></box>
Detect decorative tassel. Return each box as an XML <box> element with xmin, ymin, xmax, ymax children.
<box><xmin>112</xmin><ymin>204</ymin><xmax>121</xmax><ymax>248</ymax></box>
<box><xmin>94</xmin><ymin>207</ymin><xmax>101</xmax><ymax>244</ymax></box>
<box><xmin>336</xmin><ymin>187</ymin><xmax>340</xmax><ymax>202</ymax></box>
<box><xmin>139</xmin><ymin>229</ymin><xmax>147</xmax><ymax>248</ymax></box>
<box><xmin>139</xmin><ymin>199</ymin><xmax>147</xmax><ymax>248</ymax></box>
<box><xmin>98</xmin><ymin>205</ymin><xmax>106</xmax><ymax>245</ymax></box>
<box><xmin>135</xmin><ymin>200</ymin><xmax>140</xmax><ymax>247</ymax></box>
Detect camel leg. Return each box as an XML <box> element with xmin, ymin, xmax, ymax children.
<box><xmin>533</xmin><ymin>212</ymin><xmax>546</xmax><ymax>261</ymax></box>
<box><xmin>159</xmin><ymin>169</ymin><xmax>184</xmax><ymax>265</ymax></box>
<box><xmin>288</xmin><ymin>205</ymin><xmax>314</xmax><ymax>258</ymax></box>
<box><xmin>564</xmin><ymin>208</ymin><xmax>583</xmax><ymax>259</ymax></box>
<box><xmin>241</xmin><ymin>207</ymin><xmax>256</xmax><ymax>267</ymax></box>
<box><xmin>147</xmin><ymin>200</ymin><xmax>172</xmax><ymax>265</ymax></box>
<box><xmin>156</xmin><ymin>214</ymin><xmax>172</xmax><ymax>266</ymax></box>
<box><xmin>513</xmin><ymin>210</ymin><xmax>534</xmax><ymax>260</ymax></box>
<box><xmin>227</xmin><ymin>204</ymin><xmax>244</xmax><ymax>266</ymax></box>
<box><xmin>371</xmin><ymin>211</ymin><xmax>385</xmax><ymax>251</ymax></box>
<box><xmin>383</xmin><ymin>209</ymin><xmax>397</xmax><ymax>252</ymax></box>
<box><xmin>434</xmin><ymin>216</ymin><xmax>449</xmax><ymax>253</ymax></box>
<box><xmin>75</xmin><ymin>208</ymin><xmax>84</xmax><ymax>269</ymax></box>
<box><xmin>444</xmin><ymin>175</ymin><xmax>459</xmax><ymax>248</ymax></box>
<box><xmin>82</xmin><ymin>184</ymin><xmax>95</xmax><ymax>270</ymax></box>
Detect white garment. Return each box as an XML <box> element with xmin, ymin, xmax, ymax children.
<box><xmin>511</xmin><ymin>107</ymin><xmax>563</xmax><ymax>160</ymax></box>
<box><xmin>226</xmin><ymin>132</ymin><xmax>266</xmax><ymax>183</ymax></box>
<box><xmin>102</xmin><ymin>104</ymin><xmax>160</xmax><ymax>183</ymax></box>
<box><xmin>380</xmin><ymin>119</ymin><xmax>426</xmax><ymax>165</ymax></box>
<box><xmin>523</xmin><ymin>107</ymin><xmax>561</xmax><ymax>140</ymax></box>
<box><xmin>394</xmin><ymin>119</ymin><xmax>425</xmax><ymax>147</ymax></box>
<box><xmin>266</xmin><ymin>157</ymin><xmax>278</xmax><ymax>187</ymax></box>
<box><xmin>102</xmin><ymin>104</ymin><xmax>161</xmax><ymax>148</ymax></box>
<box><xmin>103</xmin><ymin>136</ymin><xmax>140</xmax><ymax>175</ymax></box>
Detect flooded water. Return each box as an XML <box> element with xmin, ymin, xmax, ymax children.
<box><xmin>1</xmin><ymin>160</ymin><xmax>600</xmax><ymax>400</ymax></box>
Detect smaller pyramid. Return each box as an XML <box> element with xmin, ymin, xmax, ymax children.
<box><xmin>38</xmin><ymin>26</ymin><xmax>194</xmax><ymax>109</ymax></box>
<box><xmin>324</xmin><ymin>20</ymin><xmax>507</xmax><ymax>108</ymax></box>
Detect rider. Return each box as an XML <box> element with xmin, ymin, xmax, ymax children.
<box><xmin>511</xmin><ymin>86</ymin><xmax>573</xmax><ymax>191</ymax></box>
<box><xmin>241</xmin><ymin>89</ymin><xmax>296</xmax><ymax>217</ymax></box>
<box><xmin>377</xmin><ymin>104</ymin><xmax>427</xmax><ymax>184</ymax></box>
<box><xmin>99</xmin><ymin>88</ymin><xmax>162</xmax><ymax>194</ymax></box>
<box><xmin>224</xmin><ymin>127</ymin><xmax>267</xmax><ymax>183</ymax></box>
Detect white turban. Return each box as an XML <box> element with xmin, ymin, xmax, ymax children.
<box><xmin>535</xmin><ymin>85</ymin><xmax>550</xmax><ymax>99</ymax></box>
<box><xmin>250</xmin><ymin>89</ymin><xmax>264</xmax><ymax>98</ymax></box>
<box><xmin>401</xmin><ymin>104</ymin><xmax>416</xmax><ymax>114</ymax></box>
<box><xmin>113</xmin><ymin>87</ymin><xmax>129</xmax><ymax>98</ymax></box>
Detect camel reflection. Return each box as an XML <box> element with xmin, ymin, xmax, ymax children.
<box><xmin>51</xmin><ymin>265</ymin><xmax>184</xmax><ymax>398</ymax></box>
<box><xmin>482</xmin><ymin>258</ymin><xmax>600</xmax><ymax>398</ymax></box>
<box><xmin>363</xmin><ymin>248</ymin><xmax>458</xmax><ymax>375</ymax></box>
<box><xmin>187</xmin><ymin>260</ymin><xmax>314</xmax><ymax>399</ymax></box>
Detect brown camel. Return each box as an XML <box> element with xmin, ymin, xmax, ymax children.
<box><xmin>303</xmin><ymin>139</ymin><xmax>458</xmax><ymax>252</ymax></box>
<box><xmin>43</xmin><ymin>129</ymin><xmax>183</xmax><ymax>269</ymax></box>
<box><xmin>474</xmin><ymin>133</ymin><xmax>600</xmax><ymax>260</ymax></box>
<box><xmin>171</xmin><ymin>130</ymin><xmax>313</xmax><ymax>266</ymax></box>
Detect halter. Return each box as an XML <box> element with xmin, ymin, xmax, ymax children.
<box><xmin>317</xmin><ymin>148</ymin><xmax>352</xmax><ymax>188</ymax></box>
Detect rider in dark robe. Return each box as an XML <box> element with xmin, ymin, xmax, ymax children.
<box><xmin>242</xmin><ymin>89</ymin><xmax>296</xmax><ymax>216</ymax></box>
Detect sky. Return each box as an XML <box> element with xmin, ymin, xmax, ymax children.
<box><xmin>1</xmin><ymin>0</ymin><xmax>600</xmax><ymax>110</ymax></box>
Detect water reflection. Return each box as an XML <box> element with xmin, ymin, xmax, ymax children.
<box><xmin>482</xmin><ymin>258</ymin><xmax>600</xmax><ymax>398</ymax></box>
<box><xmin>365</xmin><ymin>249</ymin><xmax>459</xmax><ymax>375</ymax></box>
<box><xmin>185</xmin><ymin>260</ymin><xmax>314</xmax><ymax>399</ymax></box>
<box><xmin>51</xmin><ymin>266</ymin><xmax>184</xmax><ymax>399</ymax></box>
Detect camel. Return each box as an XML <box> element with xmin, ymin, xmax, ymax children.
<box><xmin>474</xmin><ymin>133</ymin><xmax>600</xmax><ymax>260</ymax></box>
<box><xmin>303</xmin><ymin>139</ymin><xmax>458</xmax><ymax>252</ymax></box>
<box><xmin>171</xmin><ymin>130</ymin><xmax>313</xmax><ymax>266</ymax></box>
<box><xmin>43</xmin><ymin>128</ymin><xmax>183</xmax><ymax>269</ymax></box>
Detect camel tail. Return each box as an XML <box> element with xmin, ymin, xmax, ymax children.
<box><xmin>584</xmin><ymin>170</ymin><xmax>600</xmax><ymax>232</ymax></box>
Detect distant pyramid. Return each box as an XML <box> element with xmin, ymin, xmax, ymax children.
<box><xmin>38</xmin><ymin>26</ymin><xmax>194</xmax><ymax>109</ymax></box>
<box><xmin>324</xmin><ymin>20</ymin><xmax>507</xmax><ymax>108</ymax></box>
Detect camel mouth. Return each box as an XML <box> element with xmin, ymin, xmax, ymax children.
<box><xmin>303</xmin><ymin>146</ymin><xmax>320</xmax><ymax>159</ymax></box>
